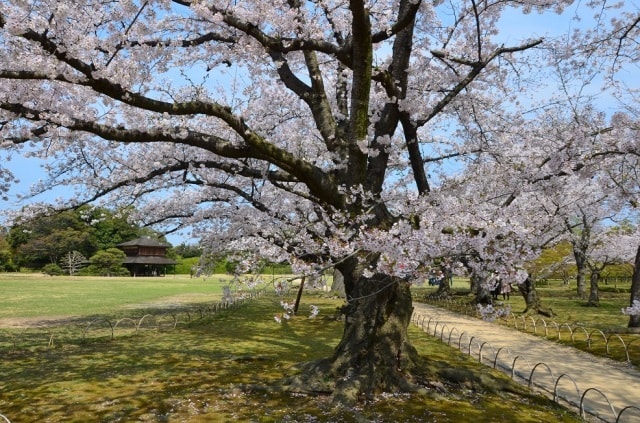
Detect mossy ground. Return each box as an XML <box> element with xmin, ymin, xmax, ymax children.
<box><xmin>0</xmin><ymin>292</ymin><xmax>581</xmax><ymax>422</ymax></box>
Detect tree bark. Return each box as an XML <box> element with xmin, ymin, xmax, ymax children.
<box><xmin>469</xmin><ymin>271</ymin><xmax>478</xmax><ymax>295</ymax></box>
<box><xmin>290</xmin><ymin>257</ymin><xmax>420</xmax><ymax>404</ymax></box>
<box><xmin>433</xmin><ymin>277</ymin><xmax>453</xmax><ymax>298</ymax></box>
<box><xmin>628</xmin><ymin>245</ymin><xmax>640</xmax><ymax>328</ymax></box>
<box><xmin>517</xmin><ymin>276</ymin><xmax>554</xmax><ymax>317</ymax></box>
<box><xmin>570</xmin><ymin>214</ymin><xmax>592</xmax><ymax>299</ymax></box>
<box><xmin>574</xmin><ymin>250</ymin><xmax>587</xmax><ymax>299</ymax></box>
<box><xmin>587</xmin><ymin>269</ymin><xmax>600</xmax><ymax>307</ymax></box>
<box><xmin>472</xmin><ymin>273</ymin><xmax>494</xmax><ymax>305</ymax></box>
<box><xmin>330</xmin><ymin>268</ymin><xmax>346</xmax><ymax>297</ymax></box>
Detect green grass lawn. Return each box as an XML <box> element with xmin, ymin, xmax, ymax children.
<box><xmin>0</xmin><ymin>273</ymin><xmax>255</xmax><ymax>320</ymax></box>
<box><xmin>0</xmin><ymin>286</ymin><xmax>581</xmax><ymax>423</ymax></box>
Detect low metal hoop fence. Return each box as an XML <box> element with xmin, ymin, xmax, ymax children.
<box><xmin>412</xmin><ymin>309</ymin><xmax>635</xmax><ymax>422</ymax></box>
<box><xmin>0</xmin><ymin>288</ymin><xmax>266</xmax><ymax>353</ymax></box>
<box><xmin>422</xmin><ymin>297</ymin><xmax>640</xmax><ymax>367</ymax></box>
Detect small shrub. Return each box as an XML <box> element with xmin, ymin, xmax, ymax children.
<box><xmin>81</xmin><ymin>264</ymin><xmax>130</xmax><ymax>277</ymax></box>
<box><xmin>42</xmin><ymin>263</ymin><xmax>64</xmax><ymax>276</ymax></box>
<box><xmin>1</xmin><ymin>262</ymin><xmax>18</xmax><ymax>272</ymax></box>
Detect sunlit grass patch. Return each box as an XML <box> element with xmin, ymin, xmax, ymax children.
<box><xmin>0</xmin><ymin>273</ymin><xmax>240</xmax><ymax>320</ymax></box>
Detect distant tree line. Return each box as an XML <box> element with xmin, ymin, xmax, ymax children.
<box><xmin>0</xmin><ymin>206</ymin><xmax>172</xmax><ymax>275</ymax></box>
<box><xmin>0</xmin><ymin>206</ymin><xmax>293</xmax><ymax>276</ymax></box>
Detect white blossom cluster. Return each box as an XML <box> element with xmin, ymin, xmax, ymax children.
<box><xmin>622</xmin><ymin>300</ymin><xmax>640</xmax><ymax>317</ymax></box>
<box><xmin>477</xmin><ymin>303</ymin><xmax>512</xmax><ymax>322</ymax></box>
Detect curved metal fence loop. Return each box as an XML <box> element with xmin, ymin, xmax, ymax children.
<box><xmin>572</xmin><ymin>326</ymin><xmax>589</xmax><ymax>344</ymax></box>
<box><xmin>616</xmin><ymin>405</ymin><xmax>640</xmax><ymax>423</ymax></box>
<box><xmin>553</xmin><ymin>373</ymin><xmax>581</xmax><ymax>406</ymax></box>
<box><xmin>605</xmin><ymin>333</ymin><xmax>628</xmax><ymax>358</ymax></box>
<box><xmin>558</xmin><ymin>323</ymin><xmax>573</xmax><ymax>341</ymax></box>
<box><xmin>136</xmin><ymin>314</ymin><xmax>158</xmax><ymax>332</ymax></box>
<box><xmin>478</xmin><ymin>341</ymin><xmax>495</xmax><ymax>365</ymax></box>
<box><xmin>438</xmin><ymin>324</ymin><xmax>448</xmax><ymax>341</ymax></box>
<box><xmin>587</xmin><ymin>329</ymin><xmax>608</xmax><ymax>350</ymax></box>
<box><xmin>625</xmin><ymin>338</ymin><xmax>640</xmax><ymax>365</ymax></box>
<box><xmin>82</xmin><ymin>318</ymin><xmax>114</xmax><ymax>340</ymax></box>
<box><xmin>425</xmin><ymin>317</ymin><xmax>435</xmax><ymax>334</ymax></box>
<box><xmin>528</xmin><ymin>362</ymin><xmax>554</xmax><ymax>390</ymax></box>
<box><xmin>457</xmin><ymin>331</ymin><xmax>468</xmax><ymax>352</ymax></box>
<box><xmin>580</xmin><ymin>387</ymin><xmax>617</xmax><ymax>421</ymax></box>
<box><xmin>447</xmin><ymin>326</ymin><xmax>460</xmax><ymax>347</ymax></box>
<box><xmin>510</xmin><ymin>355</ymin><xmax>532</xmax><ymax>382</ymax></box>
<box><xmin>113</xmin><ymin>318</ymin><xmax>138</xmax><ymax>336</ymax></box>
<box><xmin>433</xmin><ymin>321</ymin><xmax>442</xmax><ymax>338</ymax></box>
<box><xmin>492</xmin><ymin>347</ymin><xmax>513</xmax><ymax>370</ymax></box>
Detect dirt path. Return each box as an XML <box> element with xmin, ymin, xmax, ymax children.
<box><xmin>413</xmin><ymin>303</ymin><xmax>640</xmax><ymax>423</ymax></box>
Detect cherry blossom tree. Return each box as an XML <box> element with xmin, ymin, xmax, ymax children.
<box><xmin>573</xmin><ymin>5</ymin><xmax>640</xmax><ymax>326</ymax></box>
<box><xmin>548</xmin><ymin>177</ymin><xmax>620</xmax><ymax>300</ymax></box>
<box><xmin>585</xmin><ymin>228</ymin><xmax>640</xmax><ymax>306</ymax></box>
<box><xmin>0</xmin><ymin>0</ymin><xmax>621</xmax><ymax>401</ymax></box>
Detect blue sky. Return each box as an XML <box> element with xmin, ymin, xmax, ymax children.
<box><xmin>0</xmin><ymin>155</ymin><xmax>192</xmax><ymax>246</ymax></box>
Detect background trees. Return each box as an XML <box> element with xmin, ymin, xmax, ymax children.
<box><xmin>5</xmin><ymin>206</ymin><xmax>163</xmax><ymax>272</ymax></box>
<box><xmin>0</xmin><ymin>227</ymin><xmax>12</xmax><ymax>271</ymax></box>
<box><xmin>60</xmin><ymin>251</ymin><xmax>87</xmax><ymax>276</ymax></box>
<box><xmin>8</xmin><ymin>209</ymin><xmax>95</xmax><ymax>269</ymax></box>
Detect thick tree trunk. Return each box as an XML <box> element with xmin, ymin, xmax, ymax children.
<box><xmin>517</xmin><ymin>276</ymin><xmax>554</xmax><ymax>317</ymax></box>
<box><xmin>628</xmin><ymin>245</ymin><xmax>640</xmax><ymax>328</ymax></box>
<box><xmin>587</xmin><ymin>270</ymin><xmax>600</xmax><ymax>307</ymax></box>
<box><xmin>571</xmin><ymin>214</ymin><xmax>591</xmax><ymax>299</ymax></box>
<box><xmin>575</xmin><ymin>255</ymin><xmax>587</xmax><ymax>299</ymax></box>
<box><xmin>289</xmin><ymin>258</ymin><xmax>421</xmax><ymax>404</ymax></box>
<box><xmin>331</xmin><ymin>268</ymin><xmax>346</xmax><ymax>297</ymax></box>
<box><xmin>469</xmin><ymin>272</ymin><xmax>478</xmax><ymax>295</ymax></box>
<box><xmin>331</xmin><ymin>272</ymin><xmax>418</xmax><ymax>402</ymax></box>
<box><xmin>433</xmin><ymin>277</ymin><xmax>453</xmax><ymax>298</ymax></box>
<box><xmin>472</xmin><ymin>273</ymin><xmax>494</xmax><ymax>305</ymax></box>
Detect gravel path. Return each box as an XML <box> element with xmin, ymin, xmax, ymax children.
<box><xmin>412</xmin><ymin>302</ymin><xmax>640</xmax><ymax>422</ymax></box>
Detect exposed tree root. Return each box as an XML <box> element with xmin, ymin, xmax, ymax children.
<box><xmin>237</xmin><ymin>354</ymin><xmax>528</xmax><ymax>406</ymax></box>
<box><xmin>521</xmin><ymin>305</ymin><xmax>555</xmax><ymax>318</ymax></box>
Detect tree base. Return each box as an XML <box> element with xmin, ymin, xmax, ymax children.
<box><xmin>521</xmin><ymin>305</ymin><xmax>554</xmax><ymax>318</ymax></box>
<box><xmin>274</xmin><ymin>352</ymin><xmax>524</xmax><ymax>405</ymax></box>
<box><xmin>280</xmin><ymin>347</ymin><xmax>425</xmax><ymax>405</ymax></box>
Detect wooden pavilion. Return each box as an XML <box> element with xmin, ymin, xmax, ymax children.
<box><xmin>116</xmin><ymin>237</ymin><xmax>177</xmax><ymax>276</ymax></box>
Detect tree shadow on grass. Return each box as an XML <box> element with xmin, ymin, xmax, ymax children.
<box><xmin>0</xmin><ymin>295</ymin><xmax>582</xmax><ymax>422</ymax></box>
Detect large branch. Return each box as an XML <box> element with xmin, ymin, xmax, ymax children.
<box><xmin>0</xmin><ymin>101</ymin><xmax>342</xmax><ymax>207</ymax></box>
<box><xmin>421</xmin><ymin>40</ymin><xmax>543</xmax><ymax>127</ymax></box>
<box><xmin>197</xmin><ymin>2</ymin><xmax>350</xmax><ymax>63</ymax></box>
<box><xmin>346</xmin><ymin>0</ymin><xmax>373</xmax><ymax>188</ymax></box>
<box><xmin>371</xmin><ymin>0</ymin><xmax>422</xmax><ymax>44</ymax></box>
<box><xmin>1</xmin><ymin>18</ymin><xmax>345</xmax><ymax>207</ymax></box>
<box><xmin>367</xmin><ymin>0</ymin><xmax>421</xmax><ymax>195</ymax></box>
